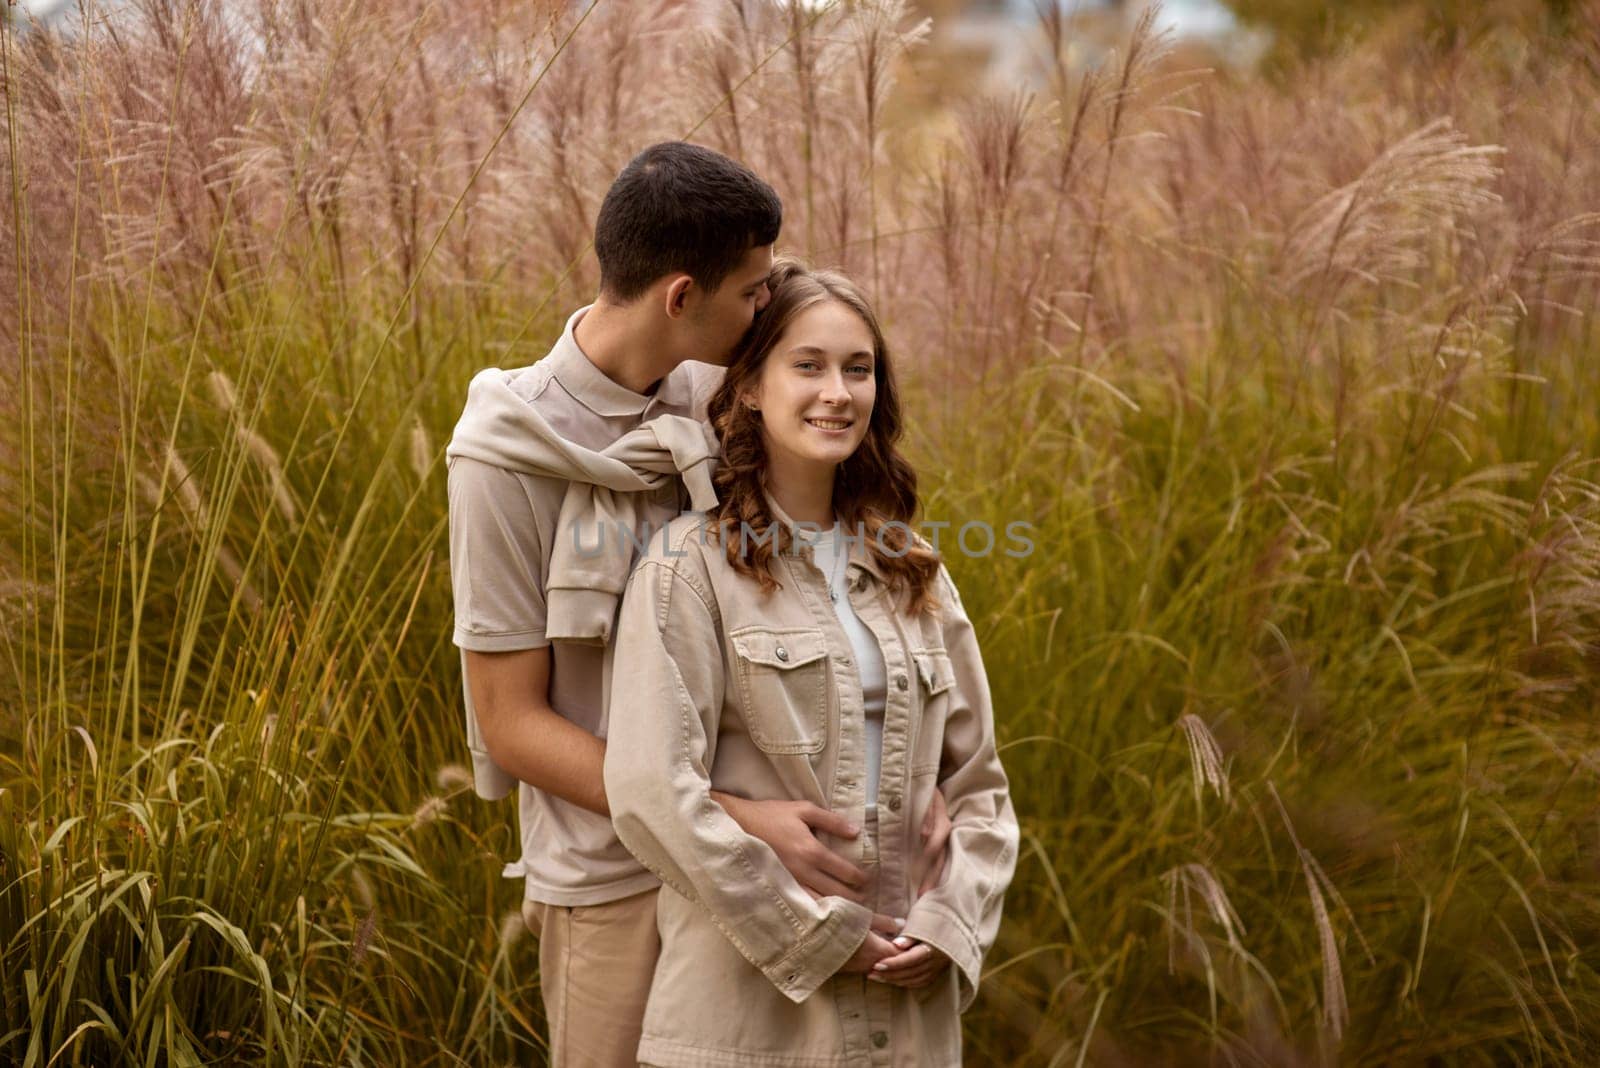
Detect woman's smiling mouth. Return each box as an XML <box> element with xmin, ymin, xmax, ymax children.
<box><xmin>805</xmin><ymin>417</ymin><xmax>853</xmax><ymax>431</ymax></box>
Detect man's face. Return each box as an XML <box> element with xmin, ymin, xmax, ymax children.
<box><xmin>690</xmin><ymin>243</ymin><xmax>774</xmax><ymax>366</ymax></box>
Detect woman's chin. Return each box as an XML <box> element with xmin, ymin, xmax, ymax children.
<box><xmin>810</xmin><ymin>446</ymin><xmax>860</xmax><ymax>468</ymax></box>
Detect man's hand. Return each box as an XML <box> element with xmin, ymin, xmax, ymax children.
<box><xmin>713</xmin><ymin>793</ymin><xmax>872</xmax><ymax>901</ymax></box>
<box><xmin>837</xmin><ymin>914</ymin><xmax>905</xmax><ymax>975</ymax></box>
<box><xmin>868</xmin><ymin>937</ymin><xmax>951</xmax><ymax>988</ymax></box>
<box><xmin>915</xmin><ymin>787</ymin><xmax>953</xmax><ymax>897</ymax></box>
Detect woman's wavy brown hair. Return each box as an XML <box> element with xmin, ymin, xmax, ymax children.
<box><xmin>706</xmin><ymin>258</ymin><xmax>941</xmax><ymax>612</ymax></box>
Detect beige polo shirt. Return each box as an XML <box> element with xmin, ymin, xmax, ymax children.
<box><xmin>448</xmin><ymin>306</ymin><xmax>722</xmax><ymax>906</ymax></box>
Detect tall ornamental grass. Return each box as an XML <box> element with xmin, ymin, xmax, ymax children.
<box><xmin>3</xmin><ymin>1</ymin><xmax>1599</xmax><ymax>1063</ymax></box>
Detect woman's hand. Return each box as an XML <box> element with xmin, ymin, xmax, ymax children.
<box><xmin>867</xmin><ymin>937</ymin><xmax>950</xmax><ymax>988</ymax></box>
<box><xmin>837</xmin><ymin>922</ymin><xmax>901</xmax><ymax>975</ymax></box>
<box><xmin>712</xmin><ymin>792</ymin><xmax>870</xmax><ymax>902</ymax></box>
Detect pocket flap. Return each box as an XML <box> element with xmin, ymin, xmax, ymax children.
<box><xmin>914</xmin><ymin>649</ymin><xmax>955</xmax><ymax>695</ymax></box>
<box><xmin>732</xmin><ymin>627</ymin><xmax>828</xmax><ymax>670</ymax></box>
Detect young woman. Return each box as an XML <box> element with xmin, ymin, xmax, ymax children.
<box><xmin>603</xmin><ymin>261</ymin><xmax>1018</xmax><ymax>1068</ymax></box>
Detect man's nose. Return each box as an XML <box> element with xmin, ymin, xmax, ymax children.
<box><xmin>754</xmin><ymin>284</ymin><xmax>771</xmax><ymax>312</ymax></box>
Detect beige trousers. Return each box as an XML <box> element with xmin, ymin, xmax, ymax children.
<box><xmin>522</xmin><ymin>887</ymin><xmax>661</xmax><ymax>1068</ymax></box>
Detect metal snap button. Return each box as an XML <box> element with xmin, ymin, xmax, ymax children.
<box><xmin>887</xmin><ymin>794</ymin><xmax>902</xmax><ymax>812</ymax></box>
<box><xmin>776</xmin><ymin>646</ymin><xmax>789</xmax><ymax>662</ymax></box>
<box><xmin>871</xmin><ymin>1031</ymin><xmax>889</xmax><ymax>1048</ymax></box>
<box><xmin>895</xmin><ymin>674</ymin><xmax>909</xmax><ymax>691</ymax></box>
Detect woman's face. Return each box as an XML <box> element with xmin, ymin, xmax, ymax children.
<box><xmin>746</xmin><ymin>298</ymin><xmax>877</xmax><ymax>474</ymax></box>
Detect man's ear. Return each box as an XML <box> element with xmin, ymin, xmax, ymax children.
<box><xmin>663</xmin><ymin>274</ymin><xmax>694</xmax><ymax>320</ymax></box>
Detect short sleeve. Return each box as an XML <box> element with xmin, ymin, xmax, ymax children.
<box><xmin>685</xmin><ymin>361</ymin><xmax>726</xmax><ymax>421</ymax></box>
<box><xmin>447</xmin><ymin>456</ymin><xmax>551</xmax><ymax>651</ymax></box>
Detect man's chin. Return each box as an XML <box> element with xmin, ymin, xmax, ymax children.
<box><xmin>717</xmin><ymin>318</ymin><xmax>763</xmax><ymax>365</ymax></box>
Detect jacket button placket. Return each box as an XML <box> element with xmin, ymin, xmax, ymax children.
<box><xmin>793</xmin><ymin>545</ymin><xmax>878</xmax><ymax>1060</ymax></box>
<box><xmin>859</xmin><ymin>590</ymin><xmax>911</xmax><ymax>1067</ymax></box>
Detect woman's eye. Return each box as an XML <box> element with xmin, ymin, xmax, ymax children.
<box><xmin>848</xmin><ymin>364</ymin><xmax>872</xmax><ymax>376</ymax></box>
<box><xmin>795</xmin><ymin>360</ymin><xmax>819</xmax><ymax>371</ymax></box>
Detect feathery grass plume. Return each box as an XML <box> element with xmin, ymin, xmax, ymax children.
<box><xmin>207</xmin><ymin>369</ymin><xmax>238</xmax><ymax>411</ymax></box>
<box><xmin>1301</xmin><ymin>850</ymin><xmax>1345</xmax><ymax>1041</ymax></box>
<box><xmin>1267</xmin><ymin>781</ymin><xmax>1374</xmax><ymax>1043</ymax></box>
<box><xmin>239</xmin><ymin>424</ymin><xmax>300</xmax><ymax>523</ymax></box>
<box><xmin>152</xmin><ymin>445</ymin><xmax>264</xmax><ymax>611</ymax></box>
<box><xmin>1514</xmin><ymin>460</ymin><xmax>1600</xmax><ymax>690</ymax></box>
<box><xmin>840</xmin><ymin>0</ymin><xmax>928</xmax><ymax>292</ymax></box>
<box><xmin>162</xmin><ymin>444</ymin><xmax>211</xmax><ymax>531</ymax></box>
<box><xmin>1163</xmin><ymin>861</ymin><xmax>1247</xmax><ymax>967</ymax></box>
<box><xmin>498</xmin><ymin>909</ymin><xmax>526</xmax><ymax>950</ymax></box>
<box><xmin>408</xmin><ymin>413</ymin><xmax>432</xmax><ymax>483</ymax></box>
<box><xmin>784</xmin><ymin>0</ymin><xmax>824</xmax><ymax>258</ymax></box>
<box><xmin>1176</xmin><ymin>713</ymin><xmax>1230</xmax><ymax>806</ymax></box>
<box><xmin>1074</xmin><ymin>4</ymin><xmax>1176</xmax><ymax>353</ymax></box>
<box><xmin>350</xmin><ymin>908</ymin><xmax>377</xmax><ymax>966</ymax></box>
<box><xmin>956</xmin><ymin>90</ymin><xmax>1035</xmax><ymax>371</ymax></box>
<box><xmin>433</xmin><ymin>763</ymin><xmax>472</xmax><ymax>791</ymax></box>
<box><xmin>687</xmin><ymin>3</ymin><xmax>754</xmax><ymax>160</ymax></box>
<box><xmin>410</xmin><ymin>795</ymin><xmax>447</xmax><ymax>826</ymax></box>
<box><xmin>1278</xmin><ymin>118</ymin><xmax>1502</xmax><ymax>301</ymax></box>
<box><xmin>1161</xmin><ymin>861</ymin><xmax>1259</xmax><ymax>1034</ymax></box>
<box><xmin>1030</xmin><ymin>6</ymin><xmax>1105</xmax><ymax>356</ymax></box>
<box><xmin>348</xmin><ymin>863</ymin><xmax>376</xmax><ymax>914</ymax></box>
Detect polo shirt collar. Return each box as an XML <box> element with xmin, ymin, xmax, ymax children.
<box><xmin>547</xmin><ymin>306</ymin><xmax>658</xmax><ymax>419</ymax></box>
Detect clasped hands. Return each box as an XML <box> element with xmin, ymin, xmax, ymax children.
<box><xmin>713</xmin><ymin>788</ymin><xmax>954</xmax><ymax>988</ymax></box>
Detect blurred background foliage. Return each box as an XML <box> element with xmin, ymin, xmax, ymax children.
<box><xmin>1222</xmin><ymin>0</ymin><xmax>1589</xmax><ymax>65</ymax></box>
<box><xmin>3</xmin><ymin>0</ymin><xmax>1600</xmax><ymax>1064</ymax></box>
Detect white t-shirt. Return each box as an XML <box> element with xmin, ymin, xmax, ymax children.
<box><xmin>805</xmin><ymin>524</ymin><xmax>887</xmax><ymax>808</ymax></box>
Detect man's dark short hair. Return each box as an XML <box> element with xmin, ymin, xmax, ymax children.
<box><xmin>594</xmin><ymin>142</ymin><xmax>782</xmax><ymax>302</ymax></box>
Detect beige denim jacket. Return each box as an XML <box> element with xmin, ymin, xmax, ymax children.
<box><xmin>604</xmin><ymin>507</ymin><xmax>1018</xmax><ymax>1068</ymax></box>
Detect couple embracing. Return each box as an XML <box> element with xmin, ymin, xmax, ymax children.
<box><xmin>446</xmin><ymin>142</ymin><xmax>1018</xmax><ymax>1067</ymax></box>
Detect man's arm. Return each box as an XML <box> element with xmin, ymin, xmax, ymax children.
<box><xmin>464</xmin><ymin>647</ymin><xmax>608</xmax><ymax>816</ymax></box>
<box><xmin>465</xmin><ymin>647</ymin><xmax>953</xmax><ymax>892</ymax></box>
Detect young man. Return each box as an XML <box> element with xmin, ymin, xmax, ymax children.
<box><xmin>447</xmin><ymin>143</ymin><xmax>951</xmax><ymax>1067</ymax></box>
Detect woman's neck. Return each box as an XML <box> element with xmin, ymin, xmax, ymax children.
<box><xmin>765</xmin><ymin>454</ymin><xmax>836</xmax><ymax>528</ymax></box>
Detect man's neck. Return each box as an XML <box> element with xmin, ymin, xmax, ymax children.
<box><xmin>572</xmin><ymin>299</ymin><xmax>674</xmax><ymax>396</ymax></box>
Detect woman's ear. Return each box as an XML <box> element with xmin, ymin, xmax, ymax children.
<box><xmin>739</xmin><ymin>387</ymin><xmax>761</xmax><ymax>414</ymax></box>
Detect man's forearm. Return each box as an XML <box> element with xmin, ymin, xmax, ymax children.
<box><xmin>465</xmin><ymin>647</ymin><xmax>609</xmax><ymax>816</ymax></box>
<box><xmin>485</xmin><ymin>702</ymin><xmax>609</xmax><ymax>816</ymax></box>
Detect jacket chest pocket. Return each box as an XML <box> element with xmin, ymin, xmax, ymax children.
<box><xmin>911</xmin><ymin>647</ymin><xmax>956</xmax><ymax>773</ymax></box>
<box><xmin>730</xmin><ymin>626</ymin><xmax>829</xmax><ymax>755</ymax></box>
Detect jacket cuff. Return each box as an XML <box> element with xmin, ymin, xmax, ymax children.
<box><xmin>902</xmin><ymin>899</ymin><xmax>984</xmax><ymax>1010</ymax></box>
<box><xmin>762</xmin><ymin>898</ymin><xmax>873</xmax><ymax>1004</ymax></box>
